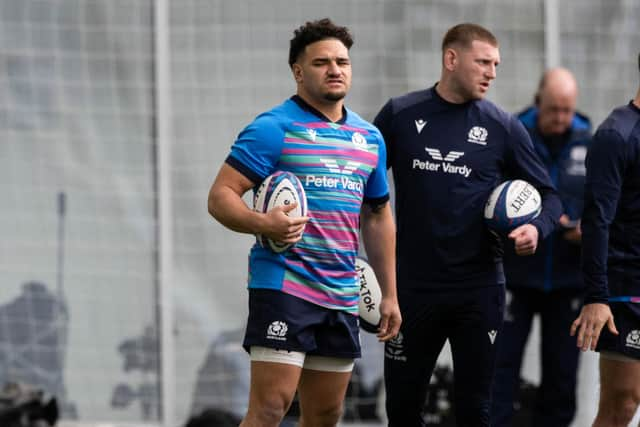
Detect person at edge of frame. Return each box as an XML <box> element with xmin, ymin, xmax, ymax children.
<box><xmin>571</xmin><ymin>51</ymin><xmax>640</xmax><ymax>427</ymax></box>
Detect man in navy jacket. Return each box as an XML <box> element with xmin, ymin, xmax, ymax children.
<box><xmin>374</xmin><ymin>23</ymin><xmax>561</xmax><ymax>426</ymax></box>
<box><xmin>492</xmin><ymin>68</ymin><xmax>591</xmax><ymax>427</ymax></box>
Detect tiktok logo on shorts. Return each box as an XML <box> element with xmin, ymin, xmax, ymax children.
<box><xmin>385</xmin><ymin>332</ymin><xmax>407</xmax><ymax>362</ymax></box>
<box><xmin>266</xmin><ymin>321</ymin><xmax>288</xmax><ymax>341</ymax></box>
<box><xmin>626</xmin><ymin>330</ymin><xmax>640</xmax><ymax>350</ymax></box>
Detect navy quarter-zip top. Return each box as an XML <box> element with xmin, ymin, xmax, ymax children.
<box><xmin>374</xmin><ymin>85</ymin><xmax>562</xmax><ymax>291</ymax></box>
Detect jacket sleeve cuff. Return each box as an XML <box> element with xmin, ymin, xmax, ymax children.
<box><xmin>583</xmin><ymin>295</ymin><xmax>609</xmax><ymax>306</ymax></box>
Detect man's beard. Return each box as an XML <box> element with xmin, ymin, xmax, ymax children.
<box><xmin>324</xmin><ymin>91</ymin><xmax>346</xmax><ymax>102</ymax></box>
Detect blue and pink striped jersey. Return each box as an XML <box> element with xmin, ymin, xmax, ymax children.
<box><xmin>226</xmin><ymin>96</ymin><xmax>389</xmax><ymax>315</ymax></box>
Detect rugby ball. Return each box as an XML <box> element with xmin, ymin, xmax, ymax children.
<box><xmin>355</xmin><ymin>257</ymin><xmax>382</xmax><ymax>333</ymax></box>
<box><xmin>253</xmin><ymin>171</ymin><xmax>307</xmax><ymax>253</ymax></box>
<box><xmin>484</xmin><ymin>179</ymin><xmax>542</xmax><ymax>232</ymax></box>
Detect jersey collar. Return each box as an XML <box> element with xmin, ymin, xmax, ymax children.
<box><xmin>431</xmin><ymin>83</ymin><xmax>471</xmax><ymax>108</ymax></box>
<box><xmin>291</xmin><ymin>95</ymin><xmax>347</xmax><ymax>124</ymax></box>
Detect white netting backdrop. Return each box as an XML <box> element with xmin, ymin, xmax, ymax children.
<box><xmin>1</xmin><ymin>0</ymin><xmax>639</xmax><ymax>426</ymax></box>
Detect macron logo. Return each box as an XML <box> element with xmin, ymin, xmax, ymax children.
<box><xmin>415</xmin><ymin>119</ymin><xmax>427</xmax><ymax>134</ymax></box>
<box><xmin>320</xmin><ymin>159</ymin><xmax>360</xmax><ymax>175</ymax></box>
<box><xmin>488</xmin><ymin>330</ymin><xmax>497</xmax><ymax>344</ymax></box>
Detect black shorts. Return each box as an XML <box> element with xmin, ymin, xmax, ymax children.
<box><xmin>596</xmin><ymin>302</ymin><xmax>640</xmax><ymax>361</ymax></box>
<box><xmin>243</xmin><ymin>289</ymin><xmax>361</xmax><ymax>359</ymax></box>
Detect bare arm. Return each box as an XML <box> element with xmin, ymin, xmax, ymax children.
<box><xmin>360</xmin><ymin>202</ymin><xmax>401</xmax><ymax>341</ymax></box>
<box><xmin>208</xmin><ymin>164</ymin><xmax>308</xmax><ymax>243</ymax></box>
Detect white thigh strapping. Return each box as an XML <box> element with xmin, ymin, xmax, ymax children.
<box><xmin>250</xmin><ymin>346</ymin><xmax>305</xmax><ymax>368</ymax></box>
<box><xmin>249</xmin><ymin>347</ymin><xmax>354</xmax><ymax>372</ymax></box>
<box><xmin>303</xmin><ymin>355</ymin><xmax>354</xmax><ymax>373</ymax></box>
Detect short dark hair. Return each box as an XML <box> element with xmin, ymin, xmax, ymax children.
<box><xmin>442</xmin><ymin>23</ymin><xmax>498</xmax><ymax>52</ymax></box>
<box><xmin>288</xmin><ymin>18</ymin><xmax>353</xmax><ymax>68</ymax></box>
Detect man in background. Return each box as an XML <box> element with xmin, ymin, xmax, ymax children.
<box><xmin>571</xmin><ymin>52</ymin><xmax>640</xmax><ymax>427</ymax></box>
<box><xmin>492</xmin><ymin>68</ymin><xmax>591</xmax><ymax>427</ymax></box>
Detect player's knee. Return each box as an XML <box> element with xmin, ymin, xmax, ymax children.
<box><xmin>249</xmin><ymin>393</ymin><xmax>293</xmax><ymax>426</ymax></box>
<box><xmin>250</xmin><ymin>407</ymin><xmax>286</xmax><ymax>426</ymax></box>
<box><xmin>616</xmin><ymin>397</ymin><xmax>640</xmax><ymax>425</ymax></box>
<box><xmin>300</xmin><ymin>402</ymin><xmax>343</xmax><ymax>427</ymax></box>
<box><xmin>600</xmin><ymin>392</ymin><xmax>640</xmax><ymax>426</ymax></box>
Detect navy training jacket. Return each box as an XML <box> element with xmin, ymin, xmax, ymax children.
<box><xmin>374</xmin><ymin>86</ymin><xmax>562</xmax><ymax>292</ymax></box>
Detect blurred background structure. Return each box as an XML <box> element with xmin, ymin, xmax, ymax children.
<box><xmin>1</xmin><ymin>0</ymin><xmax>639</xmax><ymax>426</ymax></box>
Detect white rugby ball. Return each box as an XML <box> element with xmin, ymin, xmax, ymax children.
<box><xmin>484</xmin><ymin>179</ymin><xmax>542</xmax><ymax>232</ymax></box>
<box><xmin>253</xmin><ymin>171</ymin><xmax>307</xmax><ymax>253</ymax></box>
<box><xmin>355</xmin><ymin>257</ymin><xmax>382</xmax><ymax>333</ymax></box>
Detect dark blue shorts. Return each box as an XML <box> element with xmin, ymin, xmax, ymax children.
<box><xmin>243</xmin><ymin>289</ymin><xmax>361</xmax><ymax>359</ymax></box>
<box><xmin>596</xmin><ymin>302</ymin><xmax>640</xmax><ymax>360</ymax></box>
